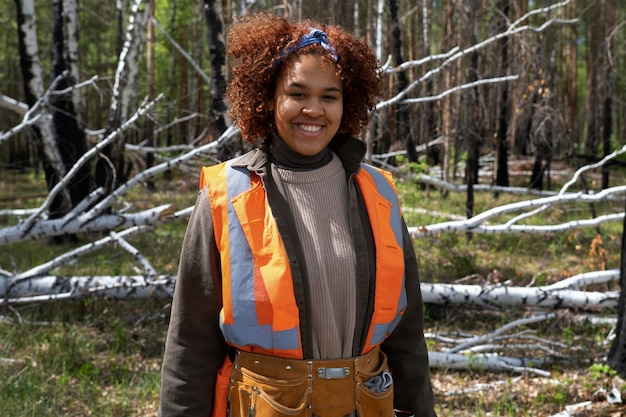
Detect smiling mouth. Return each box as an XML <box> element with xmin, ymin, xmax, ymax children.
<box><xmin>297</xmin><ymin>124</ymin><xmax>323</xmax><ymax>133</ymax></box>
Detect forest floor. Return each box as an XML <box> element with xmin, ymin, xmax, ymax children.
<box><xmin>3</xmin><ymin>299</ymin><xmax>624</xmax><ymax>417</ymax></box>
<box><xmin>2</xmin><ymin>159</ymin><xmax>626</xmax><ymax>416</ymax></box>
<box><xmin>426</xmin><ymin>308</ymin><xmax>625</xmax><ymax>417</ymax></box>
<box><xmin>432</xmin><ymin>369</ymin><xmax>626</xmax><ymax>417</ymax></box>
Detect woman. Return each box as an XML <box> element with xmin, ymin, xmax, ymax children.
<box><xmin>159</xmin><ymin>12</ymin><xmax>437</xmax><ymax>417</ymax></box>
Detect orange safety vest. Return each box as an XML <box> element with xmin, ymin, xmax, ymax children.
<box><xmin>200</xmin><ymin>159</ymin><xmax>407</xmax><ymax>359</ymax></box>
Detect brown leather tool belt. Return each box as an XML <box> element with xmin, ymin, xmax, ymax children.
<box><xmin>228</xmin><ymin>345</ymin><xmax>394</xmax><ymax>417</ymax></box>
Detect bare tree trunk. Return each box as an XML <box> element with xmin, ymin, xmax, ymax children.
<box><xmin>607</xmin><ymin>193</ymin><xmax>626</xmax><ymax>377</ymax></box>
<box><xmin>202</xmin><ymin>0</ymin><xmax>227</xmax><ymax>144</ymax></box>
<box><xmin>441</xmin><ymin>0</ymin><xmax>455</xmax><ymax>190</ymax></box>
<box><xmin>50</xmin><ymin>0</ymin><xmax>92</xmax><ymax>232</ymax></box>
<box><xmin>583</xmin><ymin>1</ymin><xmax>604</xmax><ymax>158</ymax></box>
<box><xmin>95</xmin><ymin>0</ymin><xmax>151</xmax><ymax>192</ymax></box>
<box><xmin>419</xmin><ymin>1</ymin><xmax>439</xmax><ymax>167</ymax></box>
<box><xmin>494</xmin><ymin>0</ymin><xmax>510</xmax><ymax>191</ymax></box>
<box><xmin>145</xmin><ymin>0</ymin><xmax>156</xmax><ymax>190</ymax></box>
<box><xmin>333</xmin><ymin>0</ymin><xmax>355</xmax><ymax>32</ymax></box>
<box><xmin>601</xmin><ymin>0</ymin><xmax>615</xmax><ymax>189</ymax></box>
<box><xmin>387</xmin><ymin>0</ymin><xmax>416</xmax><ymax>163</ymax></box>
<box><xmin>15</xmin><ymin>0</ymin><xmax>72</xmax><ymax>216</ymax></box>
<box><xmin>363</xmin><ymin>0</ymin><xmax>376</xmax><ymax>162</ymax></box>
<box><xmin>116</xmin><ymin>0</ymin><xmax>125</xmax><ymax>56</ymax></box>
<box><xmin>463</xmin><ymin>0</ymin><xmax>483</xmax><ymax>226</ymax></box>
<box><xmin>601</xmin><ymin>69</ymin><xmax>612</xmax><ymax>189</ymax></box>
<box><xmin>562</xmin><ymin>0</ymin><xmax>578</xmax><ymax>157</ymax></box>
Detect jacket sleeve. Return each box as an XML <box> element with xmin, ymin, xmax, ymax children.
<box><xmin>158</xmin><ymin>187</ymin><xmax>229</xmax><ymax>417</ymax></box>
<box><xmin>382</xmin><ymin>217</ymin><xmax>437</xmax><ymax>417</ymax></box>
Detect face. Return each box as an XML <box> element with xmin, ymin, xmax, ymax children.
<box><xmin>269</xmin><ymin>54</ymin><xmax>343</xmax><ymax>156</ymax></box>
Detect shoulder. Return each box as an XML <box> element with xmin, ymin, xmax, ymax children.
<box><xmin>358</xmin><ymin>163</ymin><xmax>394</xmax><ymax>184</ymax></box>
<box><xmin>199</xmin><ymin>148</ymin><xmax>267</xmax><ymax>188</ymax></box>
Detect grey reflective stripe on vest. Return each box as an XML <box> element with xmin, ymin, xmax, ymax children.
<box><xmin>359</xmin><ymin>164</ymin><xmax>407</xmax><ymax>346</ymax></box>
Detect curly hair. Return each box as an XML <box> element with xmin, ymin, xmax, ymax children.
<box><xmin>225</xmin><ymin>13</ymin><xmax>382</xmax><ymax>143</ymax></box>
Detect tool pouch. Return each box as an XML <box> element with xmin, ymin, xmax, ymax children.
<box><xmin>228</xmin><ymin>346</ymin><xmax>394</xmax><ymax>417</ymax></box>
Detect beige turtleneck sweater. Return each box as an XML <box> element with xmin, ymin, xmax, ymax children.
<box><xmin>274</xmin><ymin>153</ymin><xmax>357</xmax><ymax>360</ymax></box>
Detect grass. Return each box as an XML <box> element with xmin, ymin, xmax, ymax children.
<box><xmin>1</xmin><ymin>160</ymin><xmax>626</xmax><ymax>416</ymax></box>
<box><xmin>1</xmin><ymin>299</ymin><xmax>166</xmax><ymax>416</ymax></box>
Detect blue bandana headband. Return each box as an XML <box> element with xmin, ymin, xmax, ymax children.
<box><xmin>276</xmin><ymin>27</ymin><xmax>338</xmax><ymax>65</ymax></box>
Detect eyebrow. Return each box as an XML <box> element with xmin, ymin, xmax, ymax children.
<box><xmin>288</xmin><ymin>81</ymin><xmax>342</xmax><ymax>93</ymax></box>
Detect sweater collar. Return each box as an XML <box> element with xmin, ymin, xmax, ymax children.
<box><xmin>233</xmin><ymin>135</ymin><xmax>367</xmax><ymax>176</ymax></box>
<box><xmin>269</xmin><ymin>134</ymin><xmax>331</xmax><ymax>171</ymax></box>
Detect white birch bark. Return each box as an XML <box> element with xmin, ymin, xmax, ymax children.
<box><xmin>407</xmin><ymin>185</ymin><xmax>626</xmax><ymax>236</ymax></box>
<box><xmin>108</xmin><ymin>0</ymin><xmax>152</xmax><ymax>128</ymax></box>
<box><xmin>428</xmin><ymin>351</ymin><xmax>551</xmax><ymax>377</ymax></box>
<box><xmin>1</xmin><ymin>275</ymin><xmax>176</xmax><ymax>304</ymax></box>
<box><xmin>61</xmin><ymin>0</ymin><xmax>83</xmax><ymax>126</ymax></box>
<box><xmin>421</xmin><ymin>283</ymin><xmax>618</xmax><ymax>311</ymax></box>
<box><xmin>0</xmin><ymin>95</ymin><xmax>28</xmax><ymax>115</ymax></box>
<box><xmin>1</xmin><ymin>204</ymin><xmax>174</xmax><ymax>245</ymax></box>
<box><xmin>16</xmin><ymin>0</ymin><xmax>70</xmax><ymax>209</ymax></box>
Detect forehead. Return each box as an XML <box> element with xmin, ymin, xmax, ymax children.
<box><xmin>277</xmin><ymin>54</ymin><xmax>341</xmax><ymax>87</ymax></box>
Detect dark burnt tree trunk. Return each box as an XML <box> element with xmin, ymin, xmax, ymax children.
<box><xmin>601</xmin><ymin>69</ymin><xmax>612</xmax><ymax>189</ymax></box>
<box><xmin>145</xmin><ymin>0</ymin><xmax>156</xmax><ymax>190</ymax></box>
<box><xmin>388</xmin><ymin>0</ymin><xmax>416</xmax><ymax>163</ymax></box>
<box><xmin>583</xmin><ymin>1</ymin><xmax>602</xmax><ymax>158</ymax></box>
<box><xmin>51</xmin><ymin>0</ymin><xmax>92</xmax><ymax>228</ymax></box>
<box><xmin>494</xmin><ymin>0</ymin><xmax>510</xmax><ymax>192</ymax></box>
<box><xmin>608</xmin><ymin>195</ymin><xmax>626</xmax><ymax>377</ymax></box>
<box><xmin>464</xmin><ymin>0</ymin><xmax>483</xmax><ymax>229</ymax></box>
<box><xmin>202</xmin><ymin>0</ymin><xmax>231</xmax><ymax>160</ymax></box>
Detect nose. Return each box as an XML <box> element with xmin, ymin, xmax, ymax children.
<box><xmin>302</xmin><ymin>100</ymin><xmax>323</xmax><ymax>117</ymax></box>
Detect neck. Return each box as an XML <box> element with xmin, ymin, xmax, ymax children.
<box><xmin>269</xmin><ymin>134</ymin><xmax>331</xmax><ymax>170</ymax></box>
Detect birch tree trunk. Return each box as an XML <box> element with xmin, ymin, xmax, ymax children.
<box><xmin>15</xmin><ymin>0</ymin><xmax>72</xmax><ymax>218</ymax></box>
<box><xmin>95</xmin><ymin>0</ymin><xmax>151</xmax><ymax>192</ymax></box>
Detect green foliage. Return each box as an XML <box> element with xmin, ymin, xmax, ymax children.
<box><xmin>588</xmin><ymin>363</ymin><xmax>617</xmax><ymax>380</ymax></box>
<box><xmin>491</xmin><ymin>392</ymin><xmax>518</xmax><ymax>416</ymax></box>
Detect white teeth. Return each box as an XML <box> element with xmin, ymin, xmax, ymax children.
<box><xmin>299</xmin><ymin>124</ymin><xmax>322</xmax><ymax>132</ymax></box>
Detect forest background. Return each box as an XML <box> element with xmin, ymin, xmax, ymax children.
<box><xmin>2</xmin><ymin>0</ymin><xmax>626</xmax><ymax>416</ymax></box>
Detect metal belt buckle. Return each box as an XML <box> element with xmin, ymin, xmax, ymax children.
<box><xmin>317</xmin><ymin>367</ymin><xmax>350</xmax><ymax>379</ymax></box>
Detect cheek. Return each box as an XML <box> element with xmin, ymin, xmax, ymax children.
<box><xmin>333</xmin><ymin>103</ymin><xmax>344</xmax><ymax>122</ymax></box>
<box><xmin>276</xmin><ymin>100</ymin><xmax>297</xmax><ymax>120</ymax></box>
